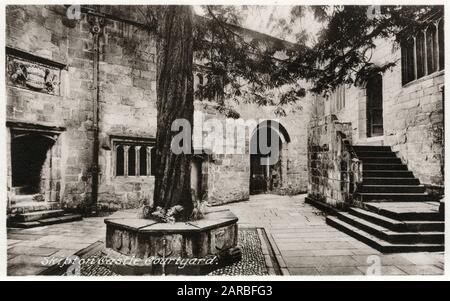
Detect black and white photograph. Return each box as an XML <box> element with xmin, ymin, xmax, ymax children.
<box><xmin>2</xmin><ymin>1</ymin><xmax>446</xmax><ymax>279</ymax></box>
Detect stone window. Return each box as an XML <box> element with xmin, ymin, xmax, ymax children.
<box><xmin>330</xmin><ymin>85</ymin><xmax>345</xmax><ymax>113</ymax></box>
<box><xmin>113</xmin><ymin>138</ymin><xmax>155</xmax><ymax>177</ymax></box>
<box><xmin>401</xmin><ymin>15</ymin><xmax>444</xmax><ymax>85</ymax></box>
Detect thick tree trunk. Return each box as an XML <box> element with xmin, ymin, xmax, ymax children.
<box><xmin>153</xmin><ymin>6</ymin><xmax>194</xmax><ymax>218</ymax></box>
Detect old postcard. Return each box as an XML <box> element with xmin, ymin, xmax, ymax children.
<box><xmin>2</xmin><ymin>1</ymin><xmax>445</xmax><ymax>280</ymax></box>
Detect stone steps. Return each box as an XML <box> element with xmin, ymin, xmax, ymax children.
<box><xmin>336</xmin><ymin>212</ymin><xmax>443</xmax><ymax>244</ymax></box>
<box><xmin>358</xmin><ymin>192</ymin><xmax>430</xmax><ymax>202</ymax></box>
<box><xmin>8</xmin><ymin>201</ymin><xmax>61</xmax><ymax>214</ymax></box>
<box><xmin>355</xmin><ymin>151</ymin><xmax>397</xmax><ymax>158</ymax></box>
<box><xmin>359</xmin><ymin>185</ymin><xmax>425</xmax><ymax>193</ymax></box>
<box><xmin>326</xmin><ymin>216</ymin><xmax>444</xmax><ymax>253</ymax></box>
<box><xmin>10</xmin><ymin>193</ymin><xmax>45</xmax><ymax>204</ymax></box>
<box><xmin>362</xmin><ymin>163</ymin><xmax>408</xmax><ymax>171</ymax></box>
<box><xmin>362</xmin><ymin>177</ymin><xmax>420</xmax><ymax>185</ymax></box>
<box><xmin>13</xmin><ymin>209</ymin><xmax>65</xmax><ymax>222</ymax></box>
<box><xmin>359</xmin><ymin>157</ymin><xmax>402</xmax><ymax>164</ymax></box>
<box><xmin>8</xmin><ymin>214</ymin><xmax>83</xmax><ymax>228</ymax></box>
<box><xmin>362</xmin><ymin>170</ymin><xmax>415</xmax><ymax>178</ymax></box>
<box><xmin>8</xmin><ymin>202</ymin><xmax>82</xmax><ymax>228</ymax></box>
<box><xmin>353</xmin><ymin>145</ymin><xmax>391</xmax><ymax>152</ymax></box>
<box><xmin>349</xmin><ymin>207</ymin><xmax>444</xmax><ymax>232</ymax></box>
<box><xmin>363</xmin><ymin>202</ymin><xmax>443</xmax><ymax>221</ymax></box>
<box><xmin>325</xmin><ymin>145</ymin><xmax>444</xmax><ymax>253</ymax></box>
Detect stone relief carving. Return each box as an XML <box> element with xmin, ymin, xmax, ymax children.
<box><xmin>7</xmin><ymin>55</ymin><xmax>61</xmax><ymax>95</ymax></box>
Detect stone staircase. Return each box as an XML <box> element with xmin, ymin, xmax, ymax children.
<box><xmin>8</xmin><ymin>193</ymin><xmax>82</xmax><ymax>228</ymax></box>
<box><xmin>326</xmin><ymin>145</ymin><xmax>444</xmax><ymax>253</ymax></box>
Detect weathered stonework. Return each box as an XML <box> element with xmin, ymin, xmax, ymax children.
<box><xmin>104</xmin><ymin>209</ymin><xmax>239</xmax><ymax>275</ymax></box>
<box><xmin>6</xmin><ymin>6</ymin><xmax>158</xmax><ymax>213</ymax></box>
<box><xmin>6</xmin><ymin>5</ymin><xmax>310</xmax><ymax>214</ymax></box>
<box><xmin>307</xmin><ymin>115</ymin><xmax>359</xmax><ymax>208</ymax></box>
<box><xmin>308</xmin><ymin>36</ymin><xmax>444</xmax><ymax>206</ymax></box>
<box><xmin>193</xmin><ymin>99</ymin><xmax>309</xmax><ymax>206</ymax></box>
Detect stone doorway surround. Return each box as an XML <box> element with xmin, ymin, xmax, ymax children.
<box><xmin>249</xmin><ymin>120</ymin><xmax>290</xmax><ymax>195</ymax></box>
<box><xmin>6</xmin><ymin>121</ymin><xmax>65</xmax><ymax>211</ymax></box>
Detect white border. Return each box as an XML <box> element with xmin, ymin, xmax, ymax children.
<box><xmin>0</xmin><ymin>0</ymin><xmax>448</xmax><ymax>281</ymax></box>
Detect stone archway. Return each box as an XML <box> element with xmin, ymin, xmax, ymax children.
<box><xmin>249</xmin><ymin>120</ymin><xmax>290</xmax><ymax>194</ymax></box>
<box><xmin>7</xmin><ymin>123</ymin><xmax>63</xmax><ymax>206</ymax></box>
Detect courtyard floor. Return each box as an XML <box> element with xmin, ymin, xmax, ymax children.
<box><xmin>7</xmin><ymin>194</ymin><xmax>444</xmax><ymax>276</ymax></box>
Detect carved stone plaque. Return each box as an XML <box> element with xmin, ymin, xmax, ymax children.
<box><xmin>6</xmin><ymin>55</ymin><xmax>61</xmax><ymax>95</ymax></box>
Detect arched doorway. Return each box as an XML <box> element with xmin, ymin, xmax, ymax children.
<box><xmin>249</xmin><ymin>120</ymin><xmax>290</xmax><ymax>194</ymax></box>
<box><xmin>11</xmin><ymin>134</ymin><xmax>56</xmax><ymax>195</ymax></box>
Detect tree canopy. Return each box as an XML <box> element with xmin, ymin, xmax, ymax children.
<box><xmin>191</xmin><ymin>5</ymin><xmax>443</xmax><ymax>115</ymax></box>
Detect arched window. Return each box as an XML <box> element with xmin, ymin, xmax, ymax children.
<box><xmin>151</xmin><ymin>147</ymin><xmax>157</xmax><ymax>176</ymax></box>
<box><xmin>116</xmin><ymin>146</ymin><xmax>124</xmax><ymax>176</ymax></box>
<box><xmin>426</xmin><ymin>24</ymin><xmax>437</xmax><ymax>74</ymax></box>
<box><xmin>438</xmin><ymin>19</ymin><xmax>444</xmax><ymax>70</ymax></box>
<box><xmin>401</xmin><ymin>38</ymin><xmax>416</xmax><ymax>85</ymax></box>
<box><xmin>416</xmin><ymin>33</ymin><xmax>426</xmax><ymax>78</ymax></box>
<box><xmin>401</xmin><ymin>14</ymin><xmax>444</xmax><ymax>85</ymax></box>
<box><xmin>139</xmin><ymin>146</ymin><xmax>147</xmax><ymax>176</ymax></box>
<box><xmin>113</xmin><ymin>138</ymin><xmax>155</xmax><ymax>177</ymax></box>
<box><xmin>128</xmin><ymin>146</ymin><xmax>136</xmax><ymax>176</ymax></box>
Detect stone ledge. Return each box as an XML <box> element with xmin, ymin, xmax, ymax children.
<box><xmin>104</xmin><ymin>209</ymin><xmax>239</xmax><ymax>262</ymax></box>
<box><xmin>104</xmin><ymin>209</ymin><xmax>238</xmax><ymax>233</ymax></box>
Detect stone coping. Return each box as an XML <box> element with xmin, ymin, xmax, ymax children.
<box><xmin>104</xmin><ymin>209</ymin><xmax>238</xmax><ymax>233</ymax></box>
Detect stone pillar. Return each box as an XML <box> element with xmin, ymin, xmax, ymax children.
<box><xmin>423</xmin><ymin>30</ymin><xmax>428</xmax><ymax>76</ymax></box>
<box><xmin>412</xmin><ymin>36</ymin><xmax>417</xmax><ymax>80</ymax></box>
<box><xmin>135</xmin><ymin>146</ymin><xmax>141</xmax><ymax>176</ymax></box>
<box><xmin>281</xmin><ymin>143</ymin><xmax>288</xmax><ymax>188</ymax></box>
<box><xmin>434</xmin><ymin>20</ymin><xmax>440</xmax><ymax>69</ymax></box>
<box><xmin>113</xmin><ymin>144</ymin><xmax>118</xmax><ymax>176</ymax></box>
<box><xmin>147</xmin><ymin>147</ymin><xmax>152</xmax><ymax>176</ymax></box>
<box><xmin>124</xmin><ymin>145</ymin><xmax>129</xmax><ymax>177</ymax></box>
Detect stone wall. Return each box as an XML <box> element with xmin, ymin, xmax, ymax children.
<box><xmin>6</xmin><ymin>5</ymin><xmax>157</xmax><ymax>212</ymax></box>
<box><xmin>194</xmin><ymin>97</ymin><xmax>309</xmax><ymax>206</ymax></box>
<box><xmin>307</xmin><ymin>115</ymin><xmax>356</xmax><ymax>208</ymax></box>
<box><xmin>6</xmin><ymin>5</ymin><xmax>96</xmax><ymax>212</ymax></box>
<box><xmin>309</xmin><ymin>37</ymin><xmax>444</xmax><ymax>196</ymax></box>
<box><xmin>6</xmin><ymin>5</ymin><xmax>310</xmax><ymax>213</ymax></box>
<box><xmin>95</xmin><ymin>11</ymin><xmax>157</xmax><ymax>211</ymax></box>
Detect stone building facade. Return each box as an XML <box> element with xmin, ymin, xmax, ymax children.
<box><xmin>6</xmin><ymin>5</ymin><xmax>309</xmax><ymax>216</ymax></box>
<box><xmin>307</xmin><ymin>10</ymin><xmax>444</xmax><ymax>208</ymax></box>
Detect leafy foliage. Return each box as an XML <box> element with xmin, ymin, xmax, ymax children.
<box><xmin>139</xmin><ymin>5</ymin><xmax>442</xmax><ymax>113</ymax></box>
<box><xmin>192</xmin><ymin>5</ymin><xmax>442</xmax><ymax>104</ymax></box>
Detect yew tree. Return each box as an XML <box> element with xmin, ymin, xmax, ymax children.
<box><xmin>144</xmin><ymin>5</ymin><xmax>441</xmax><ymax>221</ymax></box>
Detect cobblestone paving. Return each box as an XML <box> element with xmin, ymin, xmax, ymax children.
<box><xmin>75</xmin><ymin>229</ymin><xmax>267</xmax><ymax>276</ymax></box>
<box><xmin>208</xmin><ymin>229</ymin><xmax>268</xmax><ymax>276</ymax></box>
<box><xmin>80</xmin><ymin>254</ymin><xmax>119</xmax><ymax>276</ymax></box>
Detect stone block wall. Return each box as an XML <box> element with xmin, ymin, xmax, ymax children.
<box><xmin>6</xmin><ymin>5</ymin><xmax>158</xmax><ymax>212</ymax></box>
<box><xmin>307</xmin><ymin>115</ymin><xmax>354</xmax><ymax>208</ymax></box>
<box><xmin>309</xmin><ymin>37</ymin><xmax>444</xmax><ymax>197</ymax></box>
<box><xmin>194</xmin><ymin>97</ymin><xmax>310</xmax><ymax>206</ymax></box>
<box><xmin>95</xmin><ymin>10</ymin><xmax>157</xmax><ymax>211</ymax></box>
<box><xmin>235</xmin><ymin>101</ymin><xmax>310</xmax><ymax>195</ymax></box>
<box><xmin>6</xmin><ymin>5</ymin><xmax>311</xmax><ymax>212</ymax></box>
<box><xmin>6</xmin><ymin>5</ymin><xmax>96</xmax><ymax>211</ymax></box>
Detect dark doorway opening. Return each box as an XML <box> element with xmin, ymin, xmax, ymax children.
<box><xmin>366</xmin><ymin>74</ymin><xmax>384</xmax><ymax>137</ymax></box>
<box><xmin>250</xmin><ymin>121</ymin><xmax>288</xmax><ymax>195</ymax></box>
<box><xmin>11</xmin><ymin>134</ymin><xmax>55</xmax><ymax>195</ymax></box>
